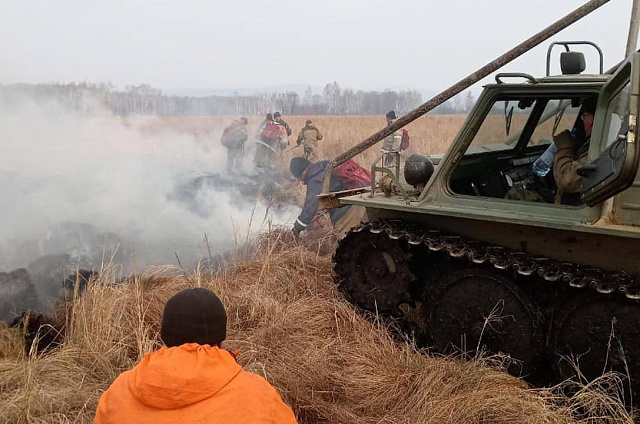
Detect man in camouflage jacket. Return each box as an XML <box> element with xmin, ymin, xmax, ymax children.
<box><xmin>296</xmin><ymin>120</ymin><xmax>324</xmax><ymax>161</ymax></box>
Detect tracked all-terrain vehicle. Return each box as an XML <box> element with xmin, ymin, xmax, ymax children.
<box><xmin>322</xmin><ymin>0</ymin><xmax>640</xmax><ymax>394</ymax></box>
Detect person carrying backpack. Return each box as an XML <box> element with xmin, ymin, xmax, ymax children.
<box><xmin>296</xmin><ymin>119</ymin><xmax>323</xmax><ymax>162</ymax></box>
<box><xmin>274</xmin><ymin>112</ymin><xmax>292</xmax><ymax>137</ymax></box>
<box><xmin>254</xmin><ymin>113</ymin><xmax>280</xmax><ymax>170</ymax></box>
<box><xmin>220</xmin><ymin>117</ymin><xmax>248</xmax><ymax>173</ymax></box>
<box><xmin>289</xmin><ymin>157</ymin><xmax>369</xmax><ymax>236</ymax></box>
<box><xmin>380</xmin><ymin>110</ymin><xmax>410</xmax><ymax>167</ymax></box>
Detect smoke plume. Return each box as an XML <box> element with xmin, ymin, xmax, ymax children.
<box><xmin>0</xmin><ymin>95</ymin><xmax>298</xmax><ymax>279</ymax></box>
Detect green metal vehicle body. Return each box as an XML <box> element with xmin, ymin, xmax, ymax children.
<box><xmin>330</xmin><ymin>47</ymin><xmax>640</xmax><ymax>395</ymax></box>
<box><xmin>341</xmin><ymin>53</ymin><xmax>640</xmax><ymax>276</ymax></box>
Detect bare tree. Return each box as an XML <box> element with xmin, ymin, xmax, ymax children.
<box><xmin>0</xmin><ymin>82</ymin><xmax>461</xmax><ymax>117</ymax></box>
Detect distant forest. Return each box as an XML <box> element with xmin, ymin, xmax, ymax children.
<box><xmin>0</xmin><ymin>81</ymin><xmax>476</xmax><ymax>116</ymax></box>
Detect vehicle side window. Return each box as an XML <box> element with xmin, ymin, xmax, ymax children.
<box><xmin>602</xmin><ymin>81</ymin><xmax>630</xmax><ymax>148</ymax></box>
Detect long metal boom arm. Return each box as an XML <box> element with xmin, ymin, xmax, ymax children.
<box><xmin>321</xmin><ymin>0</ymin><xmax>613</xmax><ymax>194</ymax></box>
<box><xmin>627</xmin><ymin>0</ymin><xmax>640</xmax><ymax>58</ymax></box>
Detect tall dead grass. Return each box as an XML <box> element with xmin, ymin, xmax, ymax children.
<box><xmin>144</xmin><ymin>114</ymin><xmax>466</xmax><ymax>167</ymax></box>
<box><xmin>0</xmin><ymin>231</ymin><xmax>633</xmax><ymax>423</ymax></box>
<box><xmin>146</xmin><ymin>110</ymin><xmax>578</xmax><ymax>168</ymax></box>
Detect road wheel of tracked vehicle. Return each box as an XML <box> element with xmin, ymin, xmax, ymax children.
<box><xmin>426</xmin><ymin>268</ymin><xmax>545</xmax><ymax>377</ymax></box>
<box><xmin>333</xmin><ymin>224</ymin><xmax>416</xmax><ymax>313</ymax></box>
<box><xmin>550</xmin><ymin>292</ymin><xmax>640</xmax><ymax>396</ymax></box>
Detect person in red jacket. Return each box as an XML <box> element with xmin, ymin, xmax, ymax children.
<box><xmin>94</xmin><ymin>288</ymin><xmax>298</xmax><ymax>424</ymax></box>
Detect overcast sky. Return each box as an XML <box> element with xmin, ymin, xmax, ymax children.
<box><xmin>0</xmin><ymin>0</ymin><xmax>635</xmax><ymax>94</ymax></box>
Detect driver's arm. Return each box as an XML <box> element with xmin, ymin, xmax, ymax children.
<box><xmin>553</xmin><ymin>130</ymin><xmax>587</xmax><ymax>194</ymax></box>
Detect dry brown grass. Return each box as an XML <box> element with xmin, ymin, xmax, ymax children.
<box><xmin>143</xmin><ymin>114</ymin><xmax>467</xmax><ymax>166</ymax></box>
<box><xmin>0</xmin><ymin>231</ymin><xmax>633</xmax><ymax>423</ymax></box>
<box><xmin>147</xmin><ymin>110</ymin><xmax>579</xmax><ymax>168</ymax></box>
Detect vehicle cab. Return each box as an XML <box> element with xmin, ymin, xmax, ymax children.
<box><xmin>341</xmin><ymin>42</ymin><xmax>639</xmax><ymax>239</ymax></box>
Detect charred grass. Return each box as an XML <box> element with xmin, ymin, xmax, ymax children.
<box><xmin>0</xmin><ymin>231</ymin><xmax>634</xmax><ymax>423</ymax></box>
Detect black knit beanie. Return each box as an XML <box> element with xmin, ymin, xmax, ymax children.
<box><xmin>160</xmin><ymin>288</ymin><xmax>227</xmax><ymax>347</ymax></box>
<box><xmin>290</xmin><ymin>157</ymin><xmax>311</xmax><ymax>179</ymax></box>
<box><xmin>386</xmin><ymin>110</ymin><xmax>397</xmax><ymax>120</ymax></box>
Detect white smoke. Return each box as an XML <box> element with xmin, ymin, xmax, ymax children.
<box><xmin>0</xmin><ymin>96</ymin><xmax>299</xmax><ymax>274</ymax></box>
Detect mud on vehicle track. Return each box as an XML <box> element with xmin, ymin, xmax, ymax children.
<box><xmin>334</xmin><ymin>219</ymin><xmax>640</xmax><ymax>398</ymax></box>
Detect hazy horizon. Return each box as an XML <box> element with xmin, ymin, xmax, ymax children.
<box><xmin>1</xmin><ymin>0</ymin><xmax>636</xmax><ymax>96</ymax></box>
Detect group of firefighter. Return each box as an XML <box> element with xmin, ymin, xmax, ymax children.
<box><xmin>219</xmin><ymin>100</ymin><xmax>597</xmax><ymax>240</ymax></box>
<box><xmin>220</xmin><ymin>110</ymin><xmax>409</xmax><ymax>238</ymax></box>
<box><xmin>220</xmin><ymin>111</ymin><xmax>325</xmax><ymax>173</ymax></box>
<box><xmin>221</xmin><ymin>110</ymin><xmax>408</xmax><ymax>173</ymax></box>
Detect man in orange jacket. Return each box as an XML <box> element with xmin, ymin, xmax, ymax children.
<box><xmin>94</xmin><ymin>288</ymin><xmax>298</xmax><ymax>424</ymax></box>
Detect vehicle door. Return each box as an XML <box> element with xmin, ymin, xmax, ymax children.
<box><xmin>580</xmin><ymin>53</ymin><xmax>639</xmax><ymax>205</ymax></box>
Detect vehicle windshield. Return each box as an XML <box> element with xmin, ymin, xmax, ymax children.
<box><xmin>469</xmin><ymin>97</ymin><xmax>580</xmax><ymax>152</ymax></box>
<box><xmin>450</xmin><ymin>95</ymin><xmax>589</xmax><ymax>204</ymax></box>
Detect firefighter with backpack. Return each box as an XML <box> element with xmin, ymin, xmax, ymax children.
<box><xmin>381</xmin><ymin>110</ymin><xmax>410</xmax><ymax>167</ymax></box>
<box><xmin>296</xmin><ymin>119</ymin><xmax>323</xmax><ymax>162</ymax></box>
<box><xmin>274</xmin><ymin>112</ymin><xmax>292</xmax><ymax>138</ymax></box>
<box><xmin>254</xmin><ymin>113</ymin><xmax>287</xmax><ymax>170</ymax></box>
<box><xmin>221</xmin><ymin>117</ymin><xmax>249</xmax><ymax>173</ymax></box>
<box><xmin>289</xmin><ymin>157</ymin><xmax>369</xmax><ymax>236</ymax></box>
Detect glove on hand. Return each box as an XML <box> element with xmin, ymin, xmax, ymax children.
<box><xmin>553</xmin><ymin>129</ymin><xmax>575</xmax><ymax>150</ymax></box>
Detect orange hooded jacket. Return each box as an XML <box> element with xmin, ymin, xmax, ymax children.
<box><xmin>94</xmin><ymin>343</ymin><xmax>298</xmax><ymax>424</ymax></box>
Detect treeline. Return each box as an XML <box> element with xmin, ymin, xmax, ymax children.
<box><xmin>0</xmin><ymin>81</ymin><xmax>476</xmax><ymax>116</ymax></box>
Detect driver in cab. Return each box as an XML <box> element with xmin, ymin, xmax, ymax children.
<box><xmin>553</xmin><ymin>98</ymin><xmax>596</xmax><ymax>205</ymax></box>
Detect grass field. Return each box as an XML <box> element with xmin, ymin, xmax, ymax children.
<box><xmin>0</xmin><ymin>232</ymin><xmax>633</xmax><ymax>423</ymax></box>
<box><xmin>146</xmin><ymin>111</ymin><xmax>575</xmax><ymax>170</ymax></box>
<box><xmin>146</xmin><ymin>114</ymin><xmax>467</xmax><ymax>165</ymax></box>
